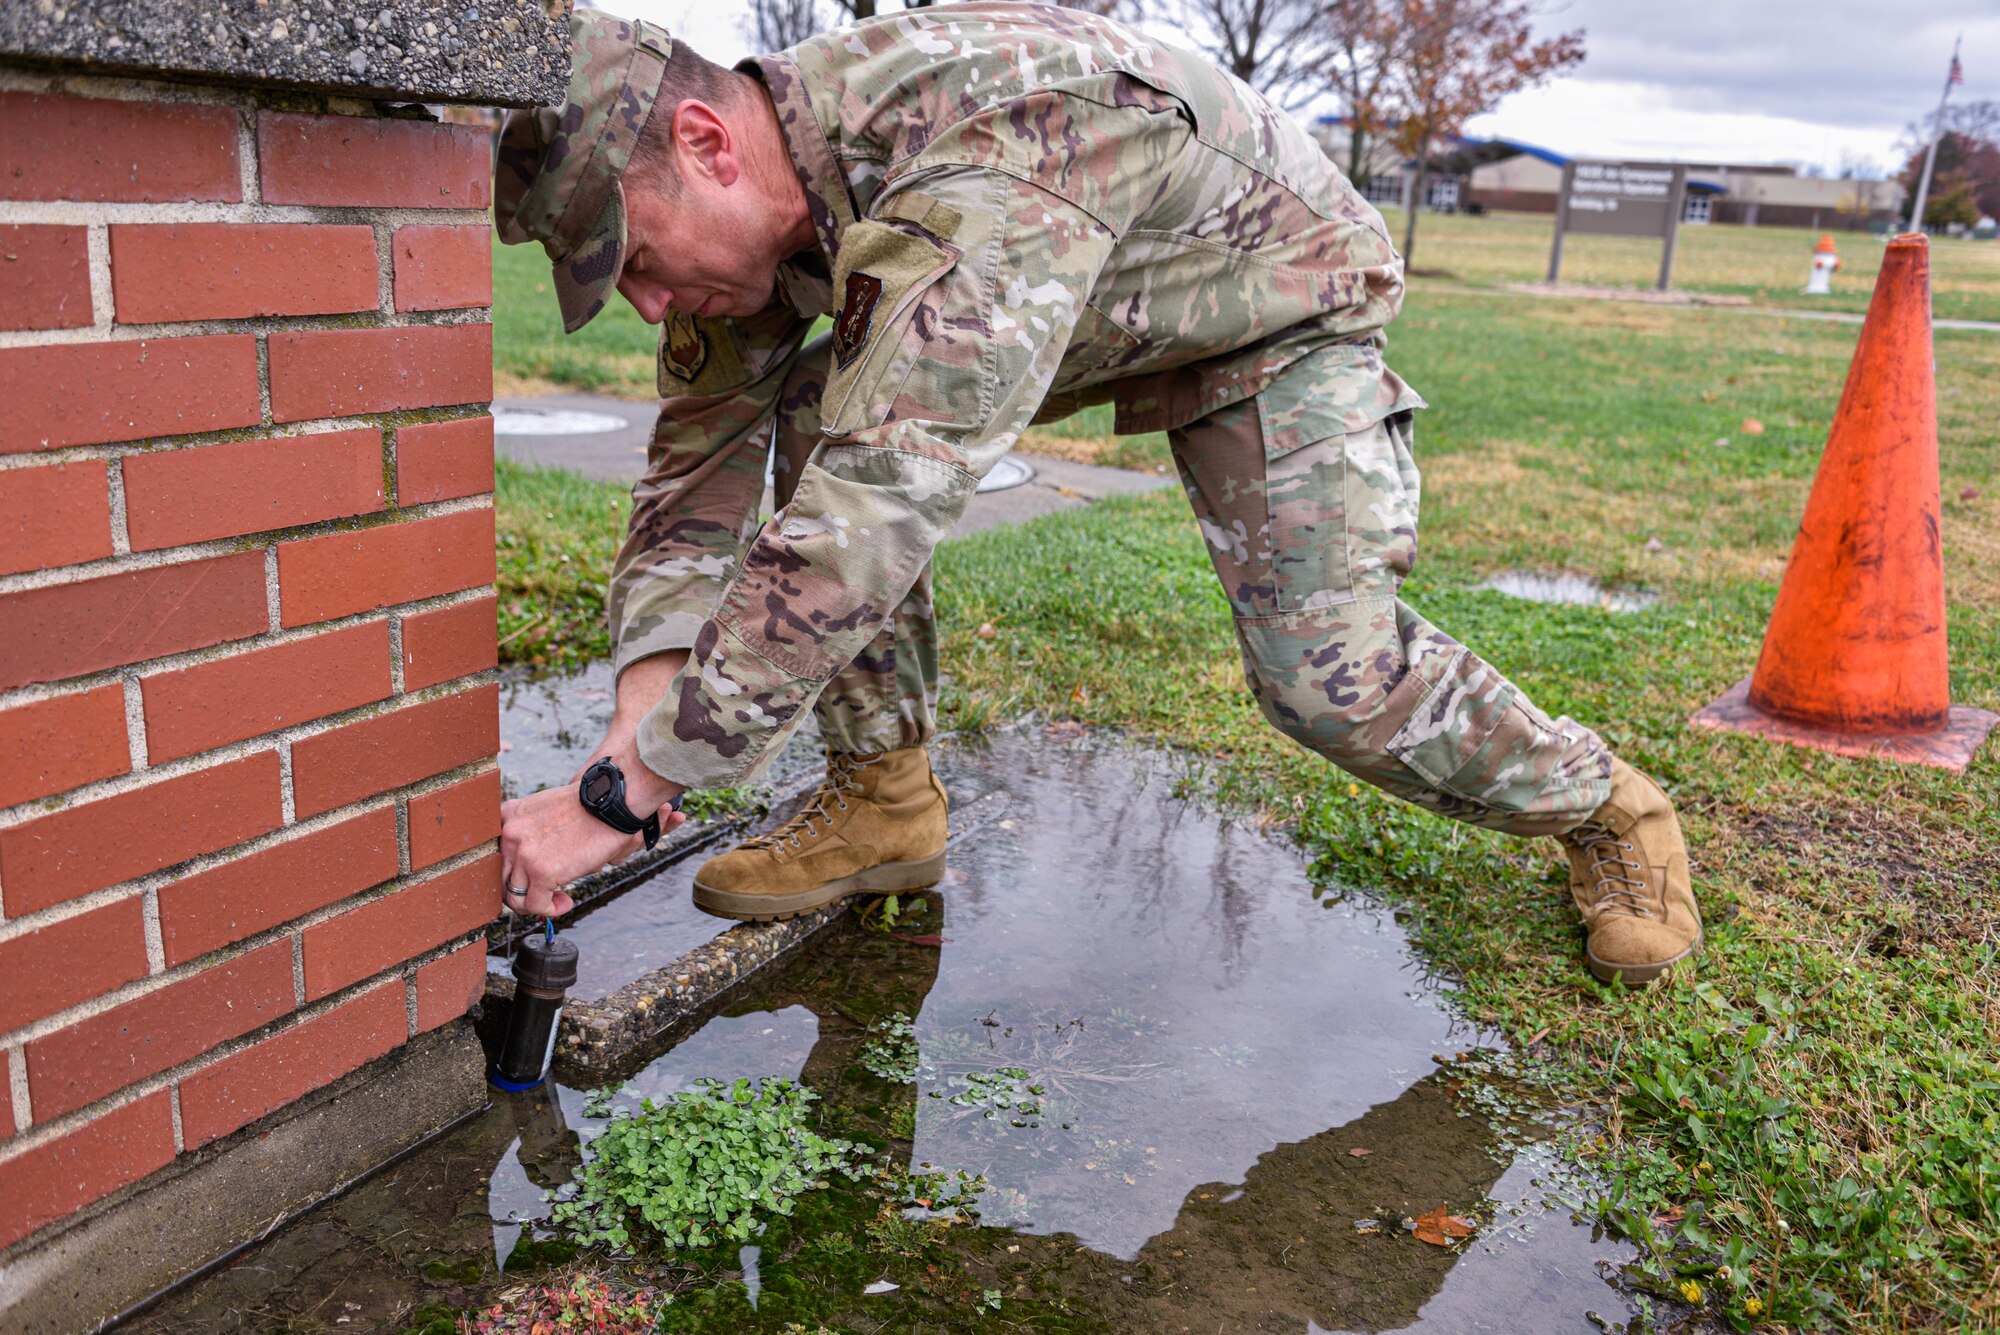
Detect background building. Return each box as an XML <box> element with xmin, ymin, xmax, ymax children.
<box><xmin>1312</xmin><ymin>117</ymin><xmax>1908</xmax><ymax>230</ymax></box>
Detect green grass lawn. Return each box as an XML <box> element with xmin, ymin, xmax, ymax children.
<box><xmin>496</xmin><ymin>283</ymin><xmax>2000</xmax><ymax>1330</ymax></box>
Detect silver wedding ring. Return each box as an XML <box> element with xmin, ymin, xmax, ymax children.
<box><xmin>504</xmin><ymin>884</ymin><xmax>529</xmax><ymax>901</ymax></box>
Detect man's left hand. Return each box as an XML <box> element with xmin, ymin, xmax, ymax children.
<box><xmin>499</xmin><ymin>752</ymin><xmax>686</xmax><ymax>918</ymax></box>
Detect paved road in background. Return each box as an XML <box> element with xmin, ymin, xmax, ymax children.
<box><xmin>493</xmin><ymin>393</ymin><xmax>1171</xmax><ymax>539</ymax></box>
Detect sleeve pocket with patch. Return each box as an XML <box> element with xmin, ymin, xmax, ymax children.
<box><xmin>821</xmin><ymin>218</ymin><xmax>962</xmax><ymax>437</ymax></box>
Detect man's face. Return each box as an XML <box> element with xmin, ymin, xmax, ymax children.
<box><xmin>614</xmin><ymin>100</ymin><xmax>790</xmax><ymax>325</ymax></box>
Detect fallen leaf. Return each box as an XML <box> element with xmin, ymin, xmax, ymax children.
<box><xmin>976</xmin><ymin>622</ymin><xmax>998</xmax><ymax>639</ymax></box>
<box><xmin>1741</xmin><ymin>417</ymin><xmax>1765</xmax><ymax>434</ymax></box>
<box><xmin>1961</xmin><ymin>485</ymin><xmax>1981</xmax><ymax>501</ymax></box>
<box><xmin>1412</xmin><ymin>1204</ymin><xmax>1476</xmax><ymax>1246</ymax></box>
<box><xmin>1347</xmin><ymin>1147</ymin><xmax>1373</xmax><ymax>1158</ymax></box>
<box><xmin>897</xmin><ymin>933</ymin><xmax>952</xmax><ymax>947</ymax></box>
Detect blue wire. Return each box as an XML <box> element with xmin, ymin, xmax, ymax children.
<box><xmin>544</xmin><ymin>916</ymin><xmax>555</xmax><ymax>944</ymax></box>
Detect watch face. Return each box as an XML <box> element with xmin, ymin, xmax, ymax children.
<box><xmin>583</xmin><ymin>770</ymin><xmax>614</xmax><ymax>804</ymax></box>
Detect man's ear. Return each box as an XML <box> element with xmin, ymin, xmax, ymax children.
<box><xmin>672</xmin><ymin>99</ymin><xmax>739</xmax><ymax>188</ymax></box>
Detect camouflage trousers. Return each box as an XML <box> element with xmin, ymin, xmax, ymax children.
<box><xmin>1168</xmin><ymin>392</ymin><xmax>1614</xmax><ymax>836</ymax></box>
<box><xmin>773</xmin><ymin>334</ymin><xmax>939</xmax><ymax>757</ymax></box>
<box><xmin>714</xmin><ymin>343</ymin><xmax>1610</xmax><ymax>834</ymax></box>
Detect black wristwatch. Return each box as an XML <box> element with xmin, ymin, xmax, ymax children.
<box><xmin>578</xmin><ymin>758</ymin><xmax>677</xmax><ymax>849</ymax></box>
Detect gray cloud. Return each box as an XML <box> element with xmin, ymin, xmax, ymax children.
<box><xmin>1538</xmin><ymin>0</ymin><xmax>1999</xmax><ymax>137</ymax></box>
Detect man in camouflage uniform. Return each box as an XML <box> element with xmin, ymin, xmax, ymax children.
<box><xmin>496</xmin><ymin>4</ymin><xmax>1700</xmax><ymax>984</ymax></box>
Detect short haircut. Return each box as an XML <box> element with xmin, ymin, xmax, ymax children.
<box><xmin>625</xmin><ymin>43</ymin><xmax>756</xmax><ymax>195</ymax></box>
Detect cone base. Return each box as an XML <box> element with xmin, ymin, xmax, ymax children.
<box><xmin>1691</xmin><ymin>678</ymin><xmax>1997</xmax><ymax>774</ymax></box>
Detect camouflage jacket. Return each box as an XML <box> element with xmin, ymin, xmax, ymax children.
<box><xmin>618</xmin><ymin>1</ymin><xmax>1424</xmax><ymax>788</ymax></box>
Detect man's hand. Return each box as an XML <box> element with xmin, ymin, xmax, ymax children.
<box><xmin>498</xmin><ymin>654</ymin><xmax>688</xmax><ymax>918</ymax></box>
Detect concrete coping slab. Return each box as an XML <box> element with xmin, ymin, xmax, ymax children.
<box><xmin>0</xmin><ymin>1</ymin><xmax>569</xmax><ymax>108</ymax></box>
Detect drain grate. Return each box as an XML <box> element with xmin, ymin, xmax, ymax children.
<box><xmin>493</xmin><ymin>406</ymin><xmax>631</xmax><ymax>436</ymax></box>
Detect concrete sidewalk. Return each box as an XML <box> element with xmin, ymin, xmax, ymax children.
<box><xmin>493</xmin><ymin>393</ymin><xmax>1171</xmax><ymax>539</ymax></box>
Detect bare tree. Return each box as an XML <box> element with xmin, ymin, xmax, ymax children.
<box><xmin>1324</xmin><ymin>0</ymin><xmax>1404</xmax><ymax>191</ymax></box>
<box><xmin>742</xmin><ymin>0</ymin><xmax>828</xmax><ymax>51</ymax></box>
<box><xmin>742</xmin><ymin>0</ymin><xmax>952</xmax><ymax>49</ymax></box>
<box><xmin>1159</xmin><ymin>0</ymin><xmax>1344</xmax><ymax>109</ymax></box>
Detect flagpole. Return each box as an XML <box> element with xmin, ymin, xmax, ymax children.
<box><xmin>1909</xmin><ymin>36</ymin><xmax>1962</xmax><ymax>231</ymax></box>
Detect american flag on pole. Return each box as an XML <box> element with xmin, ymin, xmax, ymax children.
<box><xmin>1949</xmin><ymin>52</ymin><xmax>1964</xmax><ymax>86</ymax></box>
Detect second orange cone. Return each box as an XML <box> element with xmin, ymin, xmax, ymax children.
<box><xmin>1691</xmin><ymin>233</ymin><xmax>1997</xmax><ymax>771</ymax></box>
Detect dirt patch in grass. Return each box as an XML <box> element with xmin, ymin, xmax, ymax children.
<box><xmin>1724</xmin><ymin>800</ymin><xmax>2000</xmax><ymax>953</ymax></box>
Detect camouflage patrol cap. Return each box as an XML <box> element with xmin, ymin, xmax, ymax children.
<box><xmin>495</xmin><ymin>9</ymin><xmax>673</xmax><ymax>334</ymax></box>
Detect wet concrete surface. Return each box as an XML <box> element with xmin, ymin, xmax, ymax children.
<box><xmin>1476</xmin><ymin>570</ymin><xmax>1659</xmax><ymax>613</ymax></box>
<box><xmin>134</xmin><ymin>733</ymin><xmax>1636</xmax><ymax>1334</ymax></box>
<box><xmin>493</xmin><ymin>393</ymin><xmax>1169</xmax><ymax>538</ymax></box>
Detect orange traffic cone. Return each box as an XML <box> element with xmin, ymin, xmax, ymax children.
<box><xmin>1691</xmin><ymin>233</ymin><xmax>1997</xmax><ymax>772</ymax></box>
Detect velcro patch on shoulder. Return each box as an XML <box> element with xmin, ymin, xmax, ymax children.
<box><xmin>875</xmin><ymin>190</ymin><xmax>963</xmax><ymax>242</ymax></box>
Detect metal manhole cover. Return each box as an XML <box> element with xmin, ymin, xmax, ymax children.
<box><xmin>978</xmin><ymin>456</ymin><xmax>1035</xmax><ymax>493</ymax></box>
<box><xmin>493</xmin><ymin>406</ymin><xmax>631</xmax><ymax>436</ymax></box>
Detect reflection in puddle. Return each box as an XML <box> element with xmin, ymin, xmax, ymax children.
<box><xmin>136</xmin><ymin>734</ymin><xmax>1635</xmax><ymax>1334</ymax></box>
<box><xmin>1477</xmin><ymin>570</ymin><xmax>1659</xmax><ymax>612</ymax></box>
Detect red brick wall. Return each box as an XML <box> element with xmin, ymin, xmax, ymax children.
<box><xmin>0</xmin><ymin>81</ymin><xmax>499</xmax><ymax>1252</ymax></box>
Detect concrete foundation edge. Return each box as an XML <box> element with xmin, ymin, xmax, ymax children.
<box><xmin>0</xmin><ymin>1022</ymin><xmax>488</xmax><ymax>1335</ymax></box>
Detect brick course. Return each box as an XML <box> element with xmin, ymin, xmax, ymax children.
<box><xmin>258</xmin><ymin>113</ymin><xmax>491</xmax><ymax>210</ymax></box>
<box><xmin>0</xmin><ymin>335</ymin><xmax>262</xmax><ymax>453</ymax></box>
<box><xmin>0</xmin><ymin>750</ymin><xmax>283</xmax><ymax>916</ymax></box>
<box><xmin>0</xmin><ymin>898</ymin><xmax>150</xmax><ymax>1033</ymax></box>
<box><xmin>290</xmin><ymin>683</ymin><xmax>498</xmax><ymax>820</ymax></box>
<box><xmin>178</xmin><ymin>982</ymin><xmax>408</xmax><ymax>1149</ymax></box>
<box><xmin>0</xmin><ymin>550</ymin><xmax>269</xmax><ymax>692</ymax></box>
<box><xmin>141</xmin><ymin>620</ymin><xmax>393</xmax><ymax>762</ymax></box>
<box><xmin>268</xmin><ymin>323</ymin><xmax>492</xmax><ymax>421</ymax></box>
<box><xmin>110</xmin><ymin>223</ymin><xmax>378</xmax><ymax>323</ymax></box>
<box><xmin>396</xmin><ymin>415</ymin><xmax>494</xmax><ymax>504</ymax></box>
<box><xmin>278</xmin><ymin>506</ymin><xmax>494</xmax><ymax>628</ymax></box>
<box><xmin>400</xmin><ymin>594</ymin><xmax>499</xmax><ymax>690</ymax></box>
<box><xmin>27</xmin><ymin>939</ymin><xmax>296</xmax><ymax>1121</ymax></box>
<box><xmin>0</xmin><ymin>1092</ymin><xmax>176</xmax><ymax>1250</ymax></box>
<box><xmin>0</xmin><ymin>224</ymin><xmax>93</xmax><ymax>330</ymax></box>
<box><xmin>392</xmin><ymin>224</ymin><xmax>493</xmax><ymax>312</ymax></box>
<box><xmin>0</xmin><ymin>684</ymin><xmax>129</xmax><ymax>808</ymax></box>
<box><xmin>415</xmin><ymin>942</ymin><xmax>489</xmax><ymax>1032</ymax></box>
<box><xmin>0</xmin><ymin>460</ymin><xmax>112</xmax><ymax>577</ymax></box>
<box><xmin>0</xmin><ymin>93</ymin><xmax>242</xmax><ymax>204</ymax></box>
<box><xmin>122</xmin><ymin>428</ymin><xmax>386</xmax><ymax>550</ymax></box>
<box><xmin>301</xmin><ymin>853</ymin><xmax>498</xmax><ymax>1000</ymax></box>
<box><xmin>408</xmin><ymin>768</ymin><xmax>503</xmax><ymax>870</ymax></box>
<box><xmin>158</xmin><ymin>806</ymin><xmax>400</xmax><ymax>966</ymax></box>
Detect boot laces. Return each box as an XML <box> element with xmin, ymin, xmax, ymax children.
<box><xmin>1566</xmin><ymin>822</ymin><xmax>1656</xmax><ymax>919</ymax></box>
<box><xmin>742</xmin><ymin>752</ymin><xmax>875</xmax><ymax>852</ymax></box>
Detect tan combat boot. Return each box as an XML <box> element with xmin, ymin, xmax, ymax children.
<box><xmin>691</xmin><ymin>747</ymin><xmax>948</xmax><ymax>921</ymax></box>
<box><xmin>1559</xmin><ymin>758</ymin><xmax>1702</xmax><ymax>985</ymax></box>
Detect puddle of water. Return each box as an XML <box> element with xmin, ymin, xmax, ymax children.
<box><xmin>134</xmin><ymin>733</ymin><xmax>1635</xmax><ymax>1334</ymax></box>
<box><xmin>497</xmin><ymin>661</ymin><xmax>621</xmax><ymax>801</ymax></box>
<box><xmin>1477</xmin><ymin>570</ymin><xmax>1659</xmax><ymax>612</ymax></box>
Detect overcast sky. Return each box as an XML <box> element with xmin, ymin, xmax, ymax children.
<box><xmin>613</xmin><ymin>0</ymin><xmax>1996</xmax><ymax>176</ymax></box>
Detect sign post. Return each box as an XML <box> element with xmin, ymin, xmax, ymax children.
<box><xmin>1547</xmin><ymin>160</ymin><xmax>1689</xmax><ymax>291</ymax></box>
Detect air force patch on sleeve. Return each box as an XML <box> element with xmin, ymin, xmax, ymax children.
<box><xmin>832</xmin><ymin>272</ymin><xmax>884</xmax><ymax>369</ymax></box>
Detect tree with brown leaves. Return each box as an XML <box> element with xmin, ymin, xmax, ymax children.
<box><xmin>1376</xmin><ymin>0</ymin><xmax>1583</xmax><ymax>264</ymax></box>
